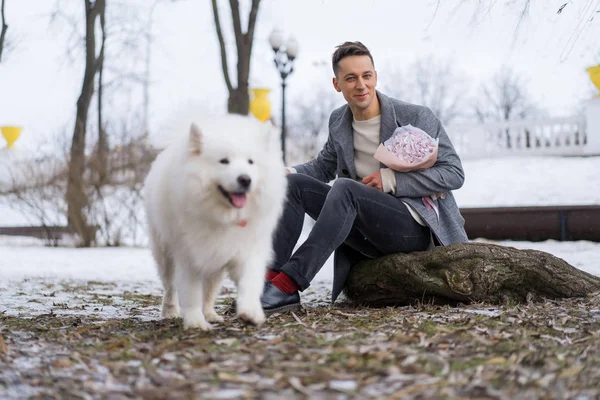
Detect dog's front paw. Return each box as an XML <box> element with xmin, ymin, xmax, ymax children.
<box><xmin>182</xmin><ymin>309</ymin><xmax>213</xmax><ymax>330</ymax></box>
<box><xmin>161</xmin><ymin>303</ymin><xmax>180</xmax><ymax>319</ymax></box>
<box><xmin>204</xmin><ymin>310</ymin><xmax>224</xmax><ymax>323</ymax></box>
<box><xmin>183</xmin><ymin>317</ymin><xmax>213</xmax><ymax>331</ymax></box>
<box><xmin>237</xmin><ymin>305</ymin><xmax>265</xmax><ymax>326</ymax></box>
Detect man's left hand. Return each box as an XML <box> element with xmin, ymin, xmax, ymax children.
<box><xmin>362</xmin><ymin>171</ymin><xmax>383</xmax><ymax>191</ymax></box>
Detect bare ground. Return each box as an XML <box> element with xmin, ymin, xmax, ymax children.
<box><xmin>1</xmin><ymin>278</ymin><xmax>600</xmax><ymax>399</ymax></box>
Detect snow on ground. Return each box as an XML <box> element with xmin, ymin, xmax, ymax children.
<box><xmin>1</xmin><ymin>156</ymin><xmax>599</xmax><ymax>318</ymax></box>
<box><xmin>0</xmin><ymin>219</ymin><xmax>333</xmax><ymax>318</ymax></box>
<box><xmin>454</xmin><ymin>156</ymin><xmax>600</xmax><ymax>207</ymax></box>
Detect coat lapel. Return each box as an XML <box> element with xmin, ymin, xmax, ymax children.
<box><xmin>378</xmin><ymin>91</ymin><xmax>400</xmax><ymax>142</ymax></box>
<box><xmin>330</xmin><ymin>106</ymin><xmax>357</xmax><ymax>179</ymax></box>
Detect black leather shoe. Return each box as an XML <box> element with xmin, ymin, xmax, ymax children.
<box><xmin>227</xmin><ymin>280</ymin><xmax>270</xmax><ymax>314</ymax></box>
<box><xmin>260</xmin><ymin>281</ymin><xmax>301</xmax><ymax>315</ymax></box>
<box><xmin>228</xmin><ymin>281</ymin><xmax>301</xmax><ymax>315</ymax></box>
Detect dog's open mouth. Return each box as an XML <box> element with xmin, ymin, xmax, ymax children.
<box><xmin>218</xmin><ymin>186</ymin><xmax>248</xmax><ymax>208</ymax></box>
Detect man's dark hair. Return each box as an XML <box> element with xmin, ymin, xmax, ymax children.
<box><xmin>331</xmin><ymin>41</ymin><xmax>374</xmax><ymax>77</ymax></box>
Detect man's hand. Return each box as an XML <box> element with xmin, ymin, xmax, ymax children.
<box><xmin>362</xmin><ymin>171</ymin><xmax>383</xmax><ymax>191</ymax></box>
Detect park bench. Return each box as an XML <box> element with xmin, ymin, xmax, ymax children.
<box><xmin>0</xmin><ymin>225</ymin><xmax>75</xmax><ymax>241</ymax></box>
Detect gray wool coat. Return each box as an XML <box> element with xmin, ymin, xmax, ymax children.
<box><xmin>292</xmin><ymin>91</ymin><xmax>469</xmax><ymax>302</ymax></box>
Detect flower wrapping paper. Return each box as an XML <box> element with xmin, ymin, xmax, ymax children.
<box><xmin>374</xmin><ymin>124</ymin><xmax>439</xmax><ymax>172</ymax></box>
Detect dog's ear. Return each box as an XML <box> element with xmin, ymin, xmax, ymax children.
<box><xmin>189</xmin><ymin>123</ymin><xmax>202</xmax><ymax>154</ymax></box>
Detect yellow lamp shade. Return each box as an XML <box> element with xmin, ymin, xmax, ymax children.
<box><xmin>1</xmin><ymin>126</ymin><xmax>23</xmax><ymax>148</ymax></box>
<box><xmin>586</xmin><ymin>65</ymin><xmax>600</xmax><ymax>95</ymax></box>
<box><xmin>249</xmin><ymin>88</ymin><xmax>272</xmax><ymax>122</ymax></box>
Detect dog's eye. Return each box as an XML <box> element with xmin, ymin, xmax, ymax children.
<box><xmin>219</xmin><ymin>158</ymin><xmax>229</xmax><ymax>165</ymax></box>
<box><xmin>248</xmin><ymin>159</ymin><xmax>254</xmax><ymax>165</ymax></box>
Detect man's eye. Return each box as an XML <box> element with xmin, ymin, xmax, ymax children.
<box><xmin>219</xmin><ymin>158</ymin><xmax>229</xmax><ymax>164</ymax></box>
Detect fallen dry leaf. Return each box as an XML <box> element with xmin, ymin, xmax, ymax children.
<box><xmin>0</xmin><ymin>334</ymin><xmax>7</xmax><ymax>355</ymax></box>
<box><xmin>291</xmin><ymin>311</ymin><xmax>307</xmax><ymax>327</ymax></box>
<box><xmin>217</xmin><ymin>372</ymin><xmax>258</xmax><ymax>384</ymax></box>
<box><xmin>214</xmin><ymin>338</ymin><xmax>237</xmax><ymax>346</ymax></box>
<box><xmin>105</xmin><ymin>338</ymin><xmax>129</xmax><ymax>350</ymax></box>
<box><xmin>486</xmin><ymin>356</ymin><xmax>507</xmax><ymax>365</ymax></box>
<box><xmin>288</xmin><ymin>376</ymin><xmax>312</xmax><ymax>396</ymax></box>
<box><xmin>558</xmin><ymin>365</ymin><xmax>584</xmax><ymax>378</ymax></box>
<box><xmin>51</xmin><ymin>358</ymin><xmax>72</xmax><ymax>368</ymax></box>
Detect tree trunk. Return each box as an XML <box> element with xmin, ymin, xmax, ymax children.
<box><xmin>66</xmin><ymin>0</ymin><xmax>104</xmax><ymax>247</ymax></box>
<box><xmin>95</xmin><ymin>4</ymin><xmax>108</xmax><ymax>184</ymax></box>
<box><xmin>211</xmin><ymin>0</ymin><xmax>260</xmax><ymax>115</ymax></box>
<box><xmin>0</xmin><ymin>0</ymin><xmax>8</xmax><ymax>62</ymax></box>
<box><xmin>344</xmin><ymin>242</ymin><xmax>600</xmax><ymax>307</ymax></box>
<box><xmin>228</xmin><ymin>87</ymin><xmax>249</xmax><ymax>115</ymax></box>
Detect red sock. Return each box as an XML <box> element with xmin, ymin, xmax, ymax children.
<box><xmin>271</xmin><ymin>272</ymin><xmax>300</xmax><ymax>294</ymax></box>
<box><xmin>265</xmin><ymin>269</ymin><xmax>279</xmax><ymax>281</ymax></box>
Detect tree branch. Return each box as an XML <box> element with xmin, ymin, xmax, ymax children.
<box><xmin>228</xmin><ymin>0</ymin><xmax>243</xmax><ymax>48</ymax></box>
<box><xmin>211</xmin><ymin>0</ymin><xmax>233</xmax><ymax>93</ymax></box>
<box><xmin>0</xmin><ymin>0</ymin><xmax>8</xmax><ymax>62</ymax></box>
<box><xmin>245</xmin><ymin>0</ymin><xmax>260</xmax><ymax>49</ymax></box>
<box><xmin>92</xmin><ymin>0</ymin><xmax>105</xmax><ymax>73</ymax></box>
<box><xmin>96</xmin><ymin>0</ymin><xmax>108</xmax><ymax>182</ymax></box>
<box><xmin>511</xmin><ymin>0</ymin><xmax>531</xmax><ymax>44</ymax></box>
<box><xmin>237</xmin><ymin>0</ymin><xmax>260</xmax><ymax>87</ymax></box>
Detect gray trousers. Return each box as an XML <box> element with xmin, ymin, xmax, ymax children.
<box><xmin>273</xmin><ymin>174</ymin><xmax>431</xmax><ymax>290</ymax></box>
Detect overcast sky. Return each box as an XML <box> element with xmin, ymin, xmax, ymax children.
<box><xmin>0</xmin><ymin>0</ymin><xmax>598</xmax><ymax>150</ymax></box>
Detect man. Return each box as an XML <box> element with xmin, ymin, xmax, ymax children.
<box><xmin>260</xmin><ymin>41</ymin><xmax>468</xmax><ymax>313</ymax></box>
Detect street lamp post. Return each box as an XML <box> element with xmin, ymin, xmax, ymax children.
<box><xmin>269</xmin><ymin>29</ymin><xmax>298</xmax><ymax>164</ymax></box>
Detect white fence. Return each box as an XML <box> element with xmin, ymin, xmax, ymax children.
<box><xmin>449</xmin><ymin>116</ymin><xmax>597</xmax><ymax>160</ymax></box>
<box><xmin>449</xmin><ymin>97</ymin><xmax>600</xmax><ymax>160</ymax></box>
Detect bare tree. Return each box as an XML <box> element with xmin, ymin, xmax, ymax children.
<box><xmin>211</xmin><ymin>0</ymin><xmax>261</xmax><ymax>115</ymax></box>
<box><xmin>473</xmin><ymin>66</ymin><xmax>538</xmax><ymax>123</ymax></box>
<box><xmin>0</xmin><ymin>0</ymin><xmax>8</xmax><ymax>62</ymax></box>
<box><xmin>48</xmin><ymin>0</ymin><xmax>179</xmax><ymax>246</ymax></box>
<box><xmin>66</xmin><ymin>0</ymin><xmax>106</xmax><ymax>247</ymax></box>
<box><xmin>1</xmin><ymin>118</ymin><xmax>158</xmax><ymax>247</ymax></box>
<box><xmin>288</xmin><ymin>87</ymin><xmax>342</xmax><ymax>163</ymax></box>
<box><xmin>382</xmin><ymin>56</ymin><xmax>468</xmax><ymax>126</ymax></box>
<box><xmin>472</xmin><ymin>66</ymin><xmax>545</xmax><ymax>149</ymax></box>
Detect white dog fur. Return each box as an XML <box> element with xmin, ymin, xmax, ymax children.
<box><xmin>143</xmin><ymin>114</ymin><xmax>287</xmax><ymax>330</ymax></box>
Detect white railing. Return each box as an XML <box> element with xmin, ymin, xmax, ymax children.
<box><xmin>448</xmin><ymin>116</ymin><xmax>599</xmax><ymax>160</ymax></box>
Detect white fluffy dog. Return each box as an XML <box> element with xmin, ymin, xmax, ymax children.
<box><xmin>143</xmin><ymin>114</ymin><xmax>287</xmax><ymax>330</ymax></box>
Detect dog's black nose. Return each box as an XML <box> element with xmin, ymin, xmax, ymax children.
<box><xmin>237</xmin><ymin>174</ymin><xmax>251</xmax><ymax>189</ymax></box>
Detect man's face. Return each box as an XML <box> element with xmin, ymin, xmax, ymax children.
<box><xmin>333</xmin><ymin>55</ymin><xmax>378</xmax><ymax>115</ymax></box>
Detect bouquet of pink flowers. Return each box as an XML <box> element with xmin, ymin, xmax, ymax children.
<box><xmin>374</xmin><ymin>124</ymin><xmax>439</xmax><ymax>172</ymax></box>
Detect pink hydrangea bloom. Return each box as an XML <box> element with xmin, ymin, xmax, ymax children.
<box><xmin>385</xmin><ymin>125</ymin><xmax>436</xmax><ymax>163</ymax></box>
<box><xmin>373</xmin><ymin>124</ymin><xmax>439</xmax><ymax>172</ymax></box>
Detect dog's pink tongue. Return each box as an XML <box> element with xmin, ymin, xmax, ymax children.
<box><xmin>231</xmin><ymin>193</ymin><xmax>247</xmax><ymax>208</ymax></box>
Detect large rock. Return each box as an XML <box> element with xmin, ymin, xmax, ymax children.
<box><xmin>343</xmin><ymin>242</ymin><xmax>600</xmax><ymax>306</ymax></box>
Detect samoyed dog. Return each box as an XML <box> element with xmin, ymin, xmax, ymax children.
<box><xmin>143</xmin><ymin>114</ymin><xmax>287</xmax><ymax>330</ymax></box>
